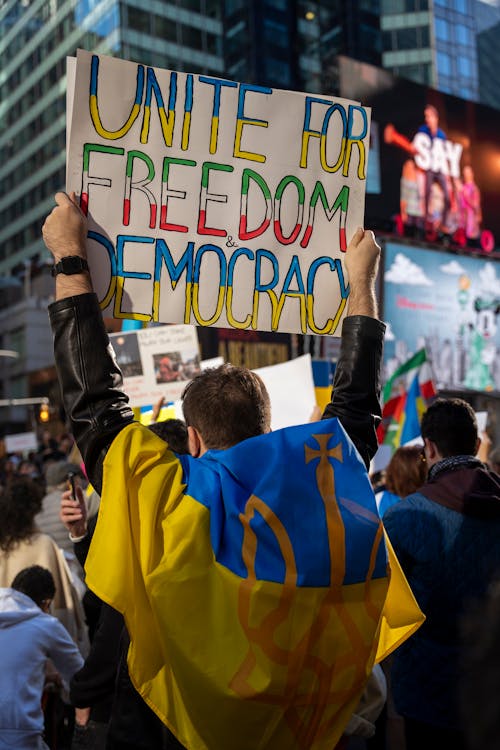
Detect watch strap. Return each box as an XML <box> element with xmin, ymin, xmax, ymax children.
<box><xmin>51</xmin><ymin>256</ymin><xmax>89</xmax><ymax>277</ymax></box>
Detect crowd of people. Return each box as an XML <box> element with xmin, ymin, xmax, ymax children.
<box><xmin>0</xmin><ymin>193</ymin><xmax>499</xmax><ymax>750</ymax></box>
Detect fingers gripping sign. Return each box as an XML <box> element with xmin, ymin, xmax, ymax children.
<box><xmin>42</xmin><ymin>191</ymin><xmax>88</xmax><ymax>262</ymax></box>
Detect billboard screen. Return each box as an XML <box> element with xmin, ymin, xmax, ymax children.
<box><xmin>338</xmin><ymin>57</ymin><xmax>500</xmax><ymax>254</ymax></box>
<box><xmin>382</xmin><ymin>240</ymin><xmax>500</xmax><ymax>395</ymax></box>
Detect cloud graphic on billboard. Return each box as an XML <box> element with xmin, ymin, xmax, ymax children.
<box><xmin>384</xmin><ymin>253</ymin><xmax>433</xmax><ymax>286</ymax></box>
<box><xmin>440</xmin><ymin>260</ymin><xmax>465</xmax><ymax>275</ymax></box>
<box><xmin>479</xmin><ymin>263</ymin><xmax>500</xmax><ymax>296</ymax></box>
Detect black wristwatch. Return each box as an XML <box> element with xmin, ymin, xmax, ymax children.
<box><xmin>51</xmin><ymin>256</ymin><xmax>89</xmax><ymax>277</ymax></box>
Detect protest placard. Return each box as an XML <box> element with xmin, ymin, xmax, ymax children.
<box><xmin>253</xmin><ymin>354</ymin><xmax>317</xmax><ymax>429</ymax></box>
<box><xmin>67</xmin><ymin>49</ymin><xmax>370</xmax><ymax>336</ymax></box>
<box><xmin>5</xmin><ymin>432</ymin><xmax>38</xmax><ymax>454</ymax></box>
<box><xmin>110</xmin><ymin>324</ymin><xmax>201</xmax><ymax>406</ymax></box>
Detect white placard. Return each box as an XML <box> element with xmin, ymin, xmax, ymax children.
<box><xmin>253</xmin><ymin>354</ymin><xmax>317</xmax><ymax>430</ymax></box>
<box><xmin>5</xmin><ymin>431</ymin><xmax>38</xmax><ymax>454</ymax></box>
<box><xmin>67</xmin><ymin>50</ymin><xmax>370</xmax><ymax>336</ymax></box>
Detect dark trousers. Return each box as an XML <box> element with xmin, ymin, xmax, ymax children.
<box><xmin>404</xmin><ymin>716</ymin><xmax>466</xmax><ymax>750</ymax></box>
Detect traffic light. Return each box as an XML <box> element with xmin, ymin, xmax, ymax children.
<box><xmin>39</xmin><ymin>402</ymin><xmax>50</xmax><ymax>422</ymax></box>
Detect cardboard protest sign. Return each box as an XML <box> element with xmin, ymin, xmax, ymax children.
<box><xmin>67</xmin><ymin>49</ymin><xmax>370</xmax><ymax>335</ymax></box>
<box><xmin>5</xmin><ymin>432</ymin><xmax>38</xmax><ymax>454</ymax></box>
<box><xmin>109</xmin><ymin>324</ymin><xmax>200</xmax><ymax>406</ymax></box>
<box><xmin>253</xmin><ymin>354</ymin><xmax>317</xmax><ymax>429</ymax></box>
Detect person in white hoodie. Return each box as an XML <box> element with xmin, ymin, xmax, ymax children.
<box><xmin>0</xmin><ymin>565</ymin><xmax>84</xmax><ymax>750</ymax></box>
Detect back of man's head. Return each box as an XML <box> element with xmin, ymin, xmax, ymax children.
<box><xmin>182</xmin><ymin>364</ymin><xmax>271</xmax><ymax>450</ymax></box>
<box><xmin>421</xmin><ymin>398</ymin><xmax>477</xmax><ymax>457</ymax></box>
<box><xmin>11</xmin><ymin>565</ymin><xmax>55</xmax><ymax>610</ymax></box>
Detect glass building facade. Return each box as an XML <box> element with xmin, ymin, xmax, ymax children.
<box><xmin>380</xmin><ymin>0</ymin><xmax>499</xmax><ymax>103</ymax></box>
<box><xmin>0</xmin><ymin>0</ymin><xmax>224</xmax><ymax>276</ymax></box>
<box><xmin>223</xmin><ymin>0</ymin><xmax>381</xmax><ymax>95</ymax></box>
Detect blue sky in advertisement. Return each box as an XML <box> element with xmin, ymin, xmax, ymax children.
<box><xmin>382</xmin><ymin>242</ymin><xmax>500</xmax><ymax>394</ymax></box>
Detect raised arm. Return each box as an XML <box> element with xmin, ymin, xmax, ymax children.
<box><xmin>322</xmin><ymin>228</ymin><xmax>386</xmax><ymax>468</ymax></box>
<box><xmin>43</xmin><ymin>193</ymin><xmax>134</xmax><ymax>492</ymax></box>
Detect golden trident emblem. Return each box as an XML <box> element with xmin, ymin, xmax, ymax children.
<box><xmin>230</xmin><ymin>433</ymin><xmax>379</xmax><ymax>748</ymax></box>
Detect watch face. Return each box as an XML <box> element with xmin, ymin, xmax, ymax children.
<box><xmin>64</xmin><ymin>257</ymin><xmax>83</xmax><ymax>273</ymax></box>
<box><xmin>53</xmin><ymin>257</ymin><xmax>88</xmax><ymax>275</ymax></box>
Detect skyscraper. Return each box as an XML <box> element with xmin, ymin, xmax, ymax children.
<box><xmin>0</xmin><ymin>0</ymin><xmax>224</xmax><ymax>276</ymax></box>
<box><xmin>223</xmin><ymin>0</ymin><xmax>381</xmax><ymax>95</ymax></box>
<box><xmin>380</xmin><ymin>0</ymin><xmax>500</xmax><ymax>104</ymax></box>
<box><xmin>0</xmin><ymin>0</ymin><xmax>224</xmax><ymax>431</ymax></box>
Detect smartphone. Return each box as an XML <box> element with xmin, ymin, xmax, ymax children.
<box><xmin>67</xmin><ymin>471</ymin><xmax>77</xmax><ymax>500</ymax></box>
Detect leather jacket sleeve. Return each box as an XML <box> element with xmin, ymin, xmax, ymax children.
<box><xmin>49</xmin><ymin>293</ymin><xmax>134</xmax><ymax>494</ymax></box>
<box><xmin>322</xmin><ymin>315</ymin><xmax>385</xmax><ymax>469</ymax></box>
<box><xmin>49</xmin><ymin>295</ymin><xmax>383</xmax><ymax>486</ymax></box>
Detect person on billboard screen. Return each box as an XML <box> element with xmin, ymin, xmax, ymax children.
<box><xmin>385</xmin><ymin>104</ymin><xmax>463</xmax><ymax>236</ymax></box>
<box><xmin>416</xmin><ymin>105</ymin><xmax>452</xmax><ymax>232</ymax></box>
<box><xmin>400</xmin><ymin>159</ymin><xmax>425</xmax><ymax>239</ymax></box>
<box><xmin>458</xmin><ymin>165</ymin><xmax>482</xmax><ymax>244</ymax></box>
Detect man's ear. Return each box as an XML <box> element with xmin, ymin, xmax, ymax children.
<box><xmin>188</xmin><ymin>426</ymin><xmax>202</xmax><ymax>458</ymax></box>
<box><xmin>475</xmin><ymin>436</ymin><xmax>482</xmax><ymax>458</ymax></box>
<box><xmin>424</xmin><ymin>437</ymin><xmax>440</xmax><ymax>462</ymax></box>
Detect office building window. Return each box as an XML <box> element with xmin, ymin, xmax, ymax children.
<box><xmin>264</xmin><ymin>19</ymin><xmax>288</xmax><ymax>47</ymax></box>
<box><xmin>437</xmin><ymin>51</ymin><xmax>452</xmax><ymax>76</ymax></box>
<box><xmin>455</xmin><ymin>24</ymin><xmax>471</xmax><ymax>45</ymax></box>
<box><xmin>457</xmin><ymin>56</ymin><xmax>472</xmax><ymax>77</ymax></box>
<box><xmin>127</xmin><ymin>6</ymin><xmax>151</xmax><ymax>34</ymax></box>
<box><xmin>435</xmin><ymin>18</ymin><xmax>449</xmax><ymax>41</ymax></box>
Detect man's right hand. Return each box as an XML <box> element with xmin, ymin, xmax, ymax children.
<box><xmin>42</xmin><ymin>191</ymin><xmax>87</xmax><ymax>263</ymax></box>
<box><xmin>60</xmin><ymin>486</ymin><xmax>88</xmax><ymax>539</ymax></box>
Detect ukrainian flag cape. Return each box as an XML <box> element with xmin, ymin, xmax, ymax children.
<box><xmin>86</xmin><ymin>419</ymin><xmax>422</xmax><ymax>750</ymax></box>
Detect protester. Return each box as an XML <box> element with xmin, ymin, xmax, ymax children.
<box><xmin>0</xmin><ymin>477</ymin><xmax>88</xmax><ymax>653</ymax></box>
<box><xmin>0</xmin><ymin>565</ymin><xmax>84</xmax><ymax>750</ymax></box>
<box><xmin>60</xmin><ymin>418</ymin><xmax>189</xmax><ymax>749</ymax></box>
<box><xmin>383</xmin><ymin>397</ymin><xmax>500</xmax><ymax>750</ymax></box>
<box><xmin>17</xmin><ymin>458</ymin><xmax>42</xmax><ymax>481</ymax></box>
<box><xmin>42</xmin><ymin>192</ymin><xmax>422</xmax><ymax>750</ymax></box>
<box><xmin>35</xmin><ymin>430</ymin><xmax>66</xmax><ymax>474</ymax></box>
<box><xmin>375</xmin><ymin>445</ymin><xmax>427</xmax><ymax>517</ymax></box>
<box><xmin>460</xmin><ymin>578</ymin><xmax>500</xmax><ymax>750</ymax></box>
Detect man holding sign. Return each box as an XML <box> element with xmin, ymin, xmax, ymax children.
<box><xmin>43</xmin><ymin>192</ymin><xmax>422</xmax><ymax>750</ymax></box>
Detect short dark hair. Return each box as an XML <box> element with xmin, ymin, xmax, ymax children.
<box><xmin>0</xmin><ymin>478</ymin><xmax>44</xmax><ymax>553</ymax></box>
<box><xmin>11</xmin><ymin>565</ymin><xmax>55</xmax><ymax>609</ymax></box>
<box><xmin>421</xmin><ymin>398</ymin><xmax>477</xmax><ymax>457</ymax></box>
<box><xmin>181</xmin><ymin>364</ymin><xmax>271</xmax><ymax>449</ymax></box>
<box><xmin>148</xmin><ymin>419</ymin><xmax>189</xmax><ymax>454</ymax></box>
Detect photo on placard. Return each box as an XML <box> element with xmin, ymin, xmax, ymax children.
<box><xmin>153</xmin><ymin>351</ymin><xmax>201</xmax><ymax>384</ymax></box>
<box><xmin>111</xmin><ymin>333</ymin><xmax>143</xmax><ymax>378</ymax></box>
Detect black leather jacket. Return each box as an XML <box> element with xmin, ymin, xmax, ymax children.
<box><xmin>49</xmin><ymin>293</ymin><xmax>384</xmax><ymax>492</ymax></box>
